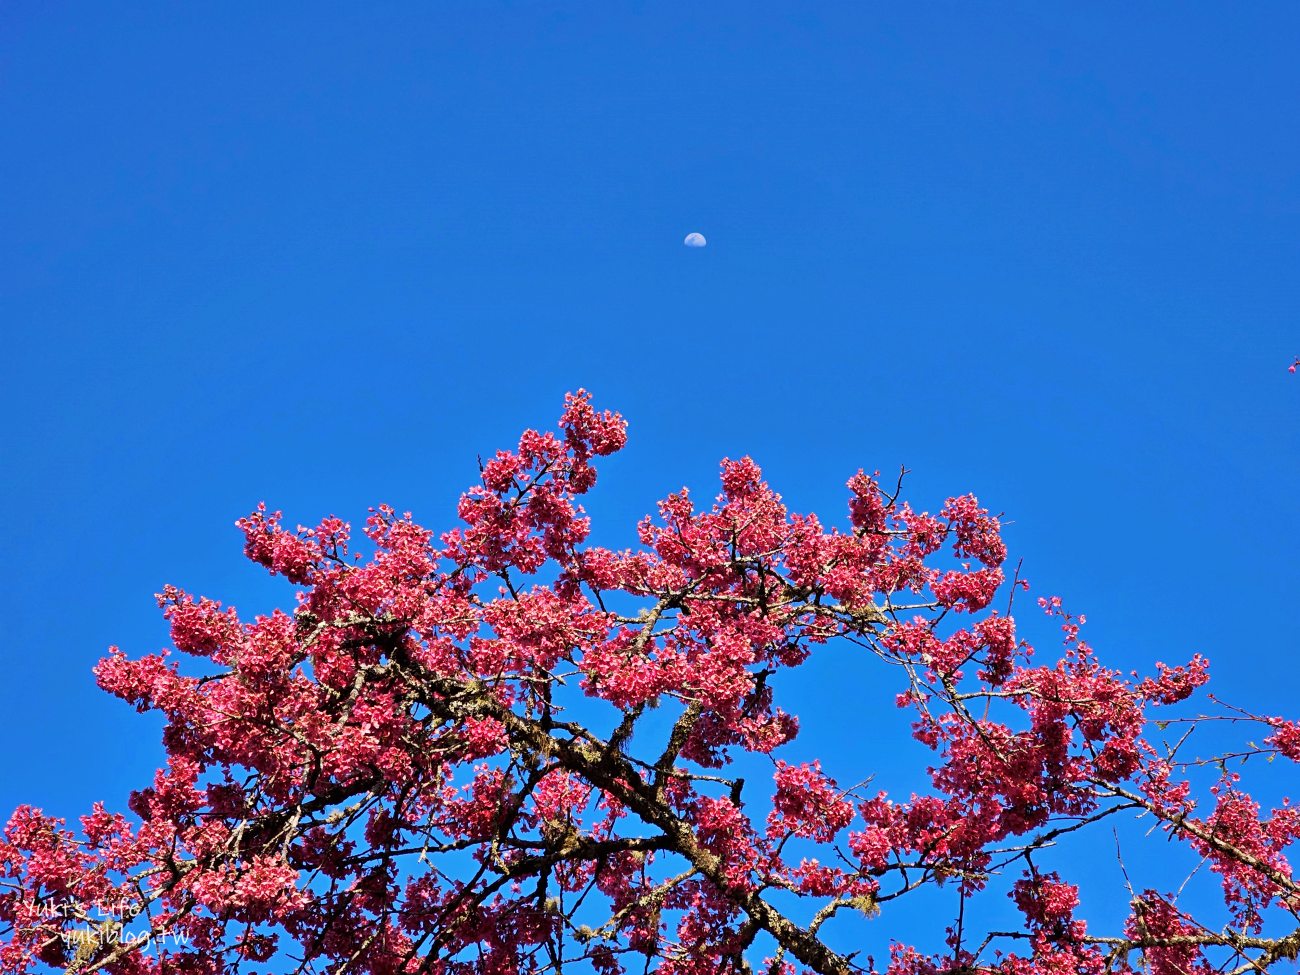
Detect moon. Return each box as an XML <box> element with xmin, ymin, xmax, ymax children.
<box><xmin>683</xmin><ymin>232</ymin><xmax>707</xmax><ymax>248</ymax></box>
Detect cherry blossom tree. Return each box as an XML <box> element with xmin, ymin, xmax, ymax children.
<box><xmin>2</xmin><ymin>391</ymin><xmax>1298</xmax><ymax>975</ymax></box>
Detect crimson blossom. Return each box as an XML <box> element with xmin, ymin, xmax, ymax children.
<box><xmin>2</xmin><ymin>391</ymin><xmax>1299</xmax><ymax>975</ymax></box>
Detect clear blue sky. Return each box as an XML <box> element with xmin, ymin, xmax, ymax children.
<box><xmin>1</xmin><ymin>1</ymin><xmax>1297</xmax><ymax>958</ymax></box>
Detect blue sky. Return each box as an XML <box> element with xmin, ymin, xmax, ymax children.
<box><xmin>1</xmin><ymin>1</ymin><xmax>1298</xmax><ymax>961</ymax></box>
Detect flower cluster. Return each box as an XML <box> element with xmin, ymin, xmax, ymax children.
<box><xmin>0</xmin><ymin>390</ymin><xmax>1293</xmax><ymax>975</ymax></box>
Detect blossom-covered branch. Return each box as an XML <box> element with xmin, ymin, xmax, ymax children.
<box><xmin>2</xmin><ymin>391</ymin><xmax>1297</xmax><ymax>975</ymax></box>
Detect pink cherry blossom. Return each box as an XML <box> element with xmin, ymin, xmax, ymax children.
<box><xmin>1</xmin><ymin>390</ymin><xmax>1295</xmax><ymax>975</ymax></box>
